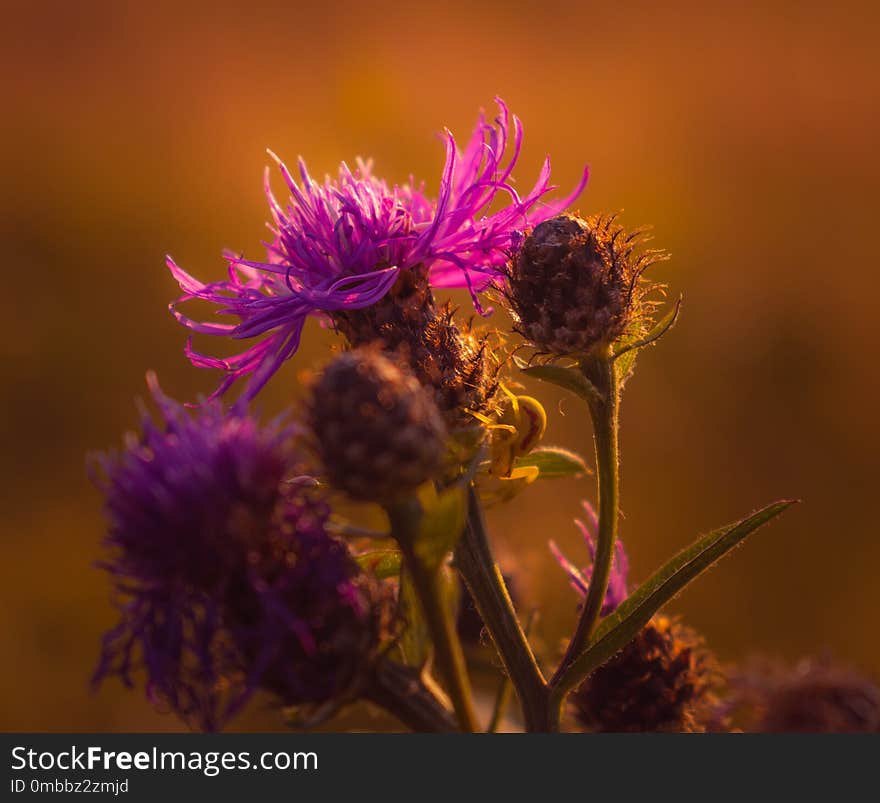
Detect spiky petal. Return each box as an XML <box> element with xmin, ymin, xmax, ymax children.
<box><xmin>549</xmin><ymin>500</ymin><xmax>629</xmax><ymax>616</ymax></box>
<box><xmin>91</xmin><ymin>375</ymin><xmax>381</xmax><ymax>730</ymax></box>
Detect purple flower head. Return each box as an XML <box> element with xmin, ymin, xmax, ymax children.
<box><xmin>92</xmin><ymin>374</ymin><xmax>379</xmax><ymax>730</ymax></box>
<box><xmin>549</xmin><ymin>500</ymin><xmax>629</xmax><ymax>616</ymax></box>
<box><xmin>168</xmin><ymin>98</ymin><xmax>588</xmax><ymax>401</ymax></box>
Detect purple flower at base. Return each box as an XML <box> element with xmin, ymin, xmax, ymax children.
<box><xmin>167</xmin><ymin>98</ymin><xmax>588</xmax><ymax>401</ymax></box>
<box><xmin>549</xmin><ymin>500</ymin><xmax>629</xmax><ymax>616</ymax></box>
<box><xmin>91</xmin><ymin>374</ymin><xmax>381</xmax><ymax>730</ymax></box>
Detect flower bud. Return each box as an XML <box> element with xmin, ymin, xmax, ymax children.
<box><xmin>570</xmin><ymin>615</ymin><xmax>720</xmax><ymax>733</ymax></box>
<box><xmin>506</xmin><ymin>214</ymin><xmax>662</xmax><ymax>357</ymax></box>
<box><xmin>307</xmin><ymin>348</ymin><xmax>447</xmax><ymax>504</ymax></box>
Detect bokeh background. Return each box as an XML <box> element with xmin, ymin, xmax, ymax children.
<box><xmin>2</xmin><ymin>0</ymin><xmax>878</xmax><ymax>730</ymax></box>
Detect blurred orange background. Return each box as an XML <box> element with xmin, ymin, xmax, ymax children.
<box><xmin>2</xmin><ymin>1</ymin><xmax>878</xmax><ymax>730</ymax></box>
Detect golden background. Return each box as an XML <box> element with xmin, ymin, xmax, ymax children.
<box><xmin>2</xmin><ymin>1</ymin><xmax>878</xmax><ymax>730</ymax></box>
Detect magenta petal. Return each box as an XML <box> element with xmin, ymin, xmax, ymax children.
<box><xmin>167</xmin><ymin>99</ymin><xmax>587</xmax><ymax>401</ymax></box>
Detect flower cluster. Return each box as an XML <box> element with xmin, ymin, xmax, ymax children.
<box><xmin>91</xmin><ymin>98</ymin><xmax>815</xmax><ymax>734</ymax></box>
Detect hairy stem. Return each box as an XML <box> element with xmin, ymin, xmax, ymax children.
<box><xmin>365</xmin><ymin>661</ymin><xmax>458</xmax><ymax>733</ymax></box>
<box><xmin>388</xmin><ymin>500</ymin><xmax>480</xmax><ymax>732</ymax></box>
<box><xmin>486</xmin><ymin>610</ymin><xmax>538</xmax><ymax>733</ymax></box>
<box><xmin>454</xmin><ymin>485</ymin><xmax>550</xmax><ymax>731</ymax></box>
<box><xmin>552</xmin><ymin>351</ymin><xmax>620</xmax><ymax>687</ymax></box>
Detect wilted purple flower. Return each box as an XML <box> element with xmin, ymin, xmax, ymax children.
<box><xmin>549</xmin><ymin>500</ymin><xmax>629</xmax><ymax>616</ymax></box>
<box><xmin>168</xmin><ymin>98</ymin><xmax>588</xmax><ymax>401</ymax></box>
<box><xmin>92</xmin><ymin>374</ymin><xmax>380</xmax><ymax>730</ymax></box>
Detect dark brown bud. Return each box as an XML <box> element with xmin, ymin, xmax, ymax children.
<box><xmin>506</xmin><ymin>214</ymin><xmax>663</xmax><ymax>357</ymax></box>
<box><xmin>332</xmin><ymin>267</ymin><xmax>499</xmax><ymax>428</ymax></box>
<box><xmin>306</xmin><ymin>348</ymin><xmax>447</xmax><ymax>504</ymax></box>
<box><xmin>570</xmin><ymin>615</ymin><xmax>720</xmax><ymax>733</ymax></box>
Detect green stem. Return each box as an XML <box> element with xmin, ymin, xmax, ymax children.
<box><xmin>388</xmin><ymin>500</ymin><xmax>480</xmax><ymax>733</ymax></box>
<box><xmin>551</xmin><ymin>351</ymin><xmax>620</xmax><ymax>687</ymax></box>
<box><xmin>486</xmin><ymin>610</ymin><xmax>538</xmax><ymax>733</ymax></box>
<box><xmin>366</xmin><ymin>661</ymin><xmax>458</xmax><ymax>733</ymax></box>
<box><xmin>454</xmin><ymin>485</ymin><xmax>550</xmax><ymax>731</ymax></box>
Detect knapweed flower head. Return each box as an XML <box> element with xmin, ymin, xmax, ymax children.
<box><xmin>505</xmin><ymin>213</ymin><xmax>665</xmax><ymax>358</ymax></box>
<box><xmin>549</xmin><ymin>500</ymin><xmax>629</xmax><ymax>616</ymax></box>
<box><xmin>91</xmin><ymin>375</ymin><xmax>382</xmax><ymax>730</ymax></box>
<box><xmin>167</xmin><ymin>98</ymin><xmax>587</xmax><ymax>402</ymax></box>
<box><xmin>306</xmin><ymin>348</ymin><xmax>447</xmax><ymax>504</ymax></box>
<box><xmin>571</xmin><ymin>615</ymin><xmax>721</xmax><ymax>733</ymax></box>
<box><xmin>728</xmin><ymin>657</ymin><xmax>880</xmax><ymax>733</ymax></box>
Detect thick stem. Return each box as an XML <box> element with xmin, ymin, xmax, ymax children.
<box><xmin>365</xmin><ymin>661</ymin><xmax>458</xmax><ymax>733</ymax></box>
<box><xmin>552</xmin><ymin>352</ymin><xmax>620</xmax><ymax>686</ymax></box>
<box><xmin>454</xmin><ymin>486</ymin><xmax>550</xmax><ymax>730</ymax></box>
<box><xmin>486</xmin><ymin>610</ymin><xmax>538</xmax><ymax>733</ymax></box>
<box><xmin>388</xmin><ymin>500</ymin><xmax>480</xmax><ymax>733</ymax></box>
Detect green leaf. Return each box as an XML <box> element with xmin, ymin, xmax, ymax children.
<box><xmin>612</xmin><ymin>297</ymin><xmax>683</xmax><ymax>385</ymax></box>
<box><xmin>414</xmin><ymin>483</ymin><xmax>468</xmax><ymax>569</ymax></box>
<box><xmin>513</xmin><ymin>446</ymin><xmax>592</xmax><ymax>479</ymax></box>
<box><xmin>397</xmin><ymin>568</ymin><xmax>431</xmax><ymax>667</ymax></box>
<box><xmin>614</xmin><ymin>346</ymin><xmax>639</xmax><ymax>387</ymax></box>
<box><xmin>554</xmin><ymin>499</ymin><xmax>798</xmax><ymax>697</ymax></box>
<box><xmin>612</xmin><ymin>295</ymin><xmax>683</xmax><ymax>360</ymax></box>
<box><xmin>396</xmin><ymin>564</ymin><xmax>460</xmax><ymax>668</ymax></box>
<box><xmin>513</xmin><ymin>355</ymin><xmax>602</xmax><ymax>405</ymax></box>
<box><xmin>355</xmin><ymin>549</ymin><xmax>402</xmax><ymax>579</ymax></box>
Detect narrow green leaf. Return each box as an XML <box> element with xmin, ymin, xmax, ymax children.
<box><xmin>614</xmin><ymin>346</ymin><xmax>638</xmax><ymax>387</ymax></box>
<box><xmin>611</xmin><ymin>297</ymin><xmax>683</xmax><ymax>385</ymax></box>
<box><xmin>355</xmin><ymin>549</ymin><xmax>402</xmax><ymax>579</ymax></box>
<box><xmin>513</xmin><ymin>356</ymin><xmax>602</xmax><ymax>405</ymax></box>
<box><xmin>414</xmin><ymin>483</ymin><xmax>468</xmax><ymax>569</ymax></box>
<box><xmin>554</xmin><ymin>499</ymin><xmax>798</xmax><ymax>697</ymax></box>
<box><xmin>397</xmin><ymin>568</ymin><xmax>431</xmax><ymax>667</ymax></box>
<box><xmin>613</xmin><ymin>296</ymin><xmax>683</xmax><ymax>361</ymax></box>
<box><xmin>513</xmin><ymin>446</ymin><xmax>592</xmax><ymax>479</ymax></box>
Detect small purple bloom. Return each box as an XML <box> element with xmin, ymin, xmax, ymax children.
<box><xmin>549</xmin><ymin>500</ymin><xmax>629</xmax><ymax>616</ymax></box>
<box><xmin>168</xmin><ymin>98</ymin><xmax>588</xmax><ymax>401</ymax></box>
<box><xmin>92</xmin><ymin>374</ymin><xmax>378</xmax><ymax>730</ymax></box>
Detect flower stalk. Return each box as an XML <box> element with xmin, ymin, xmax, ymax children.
<box><xmin>454</xmin><ymin>485</ymin><xmax>550</xmax><ymax>731</ymax></box>
<box><xmin>366</xmin><ymin>661</ymin><xmax>459</xmax><ymax>733</ymax></box>
<box><xmin>387</xmin><ymin>499</ymin><xmax>480</xmax><ymax>732</ymax></box>
<box><xmin>552</xmin><ymin>348</ymin><xmax>620</xmax><ymax>685</ymax></box>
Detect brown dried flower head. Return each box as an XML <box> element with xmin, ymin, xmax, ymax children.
<box><xmin>332</xmin><ymin>267</ymin><xmax>500</xmax><ymax>428</ymax></box>
<box><xmin>571</xmin><ymin>615</ymin><xmax>721</xmax><ymax>733</ymax></box>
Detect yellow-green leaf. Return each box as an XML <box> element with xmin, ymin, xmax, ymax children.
<box><xmin>513</xmin><ymin>446</ymin><xmax>592</xmax><ymax>479</ymax></box>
